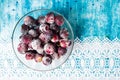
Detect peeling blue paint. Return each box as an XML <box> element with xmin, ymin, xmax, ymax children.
<box><xmin>1</xmin><ymin>0</ymin><xmax>120</xmax><ymax>40</ymax></box>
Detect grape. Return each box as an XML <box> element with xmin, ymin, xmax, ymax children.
<box><xmin>46</xmin><ymin>12</ymin><xmax>55</xmax><ymax>24</ymax></box>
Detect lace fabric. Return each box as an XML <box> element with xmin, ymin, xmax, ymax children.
<box><xmin>0</xmin><ymin>37</ymin><xmax>120</xmax><ymax>80</ymax></box>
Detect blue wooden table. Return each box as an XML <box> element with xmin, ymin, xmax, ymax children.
<box><xmin>0</xmin><ymin>0</ymin><xmax>120</xmax><ymax>80</ymax></box>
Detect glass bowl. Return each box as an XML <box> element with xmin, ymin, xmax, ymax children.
<box><xmin>12</xmin><ymin>9</ymin><xmax>74</xmax><ymax>71</ymax></box>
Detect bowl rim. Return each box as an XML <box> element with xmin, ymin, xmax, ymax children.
<box><xmin>11</xmin><ymin>9</ymin><xmax>74</xmax><ymax>71</ymax></box>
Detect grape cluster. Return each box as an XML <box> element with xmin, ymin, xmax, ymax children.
<box><xmin>17</xmin><ymin>12</ymin><xmax>71</xmax><ymax>66</ymax></box>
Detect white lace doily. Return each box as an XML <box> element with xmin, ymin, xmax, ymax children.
<box><xmin>0</xmin><ymin>37</ymin><xmax>120</xmax><ymax>80</ymax></box>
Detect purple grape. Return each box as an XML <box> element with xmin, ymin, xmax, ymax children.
<box><xmin>59</xmin><ymin>39</ymin><xmax>71</xmax><ymax>48</ymax></box>
<box><xmin>20</xmin><ymin>34</ymin><xmax>33</xmax><ymax>45</ymax></box>
<box><xmin>34</xmin><ymin>54</ymin><xmax>43</xmax><ymax>62</ymax></box>
<box><xmin>50</xmin><ymin>23</ymin><xmax>60</xmax><ymax>32</ymax></box>
<box><xmin>21</xmin><ymin>24</ymin><xmax>30</xmax><ymax>33</ymax></box>
<box><xmin>55</xmin><ymin>15</ymin><xmax>64</xmax><ymax>26</ymax></box>
<box><xmin>51</xmin><ymin>34</ymin><xmax>59</xmax><ymax>43</ymax></box>
<box><xmin>39</xmin><ymin>33</ymin><xmax>51</xmax><ymax>43</ymax></box>
<box><xmin>30</xmin><ymin>39</ymin><xmax>41</xmax><ymax>50</ymax></box>
<box><xmin>60</xmin><ymin>28</ymin><xmax>69</xmax><ymax>39</ymax></box>
<box><xmin>39</xmin><ymin>24</ymin><xmax>50</xmax><ymax>33</ymax></box>
<box><xmin>46</xmin><ymin>12</ymin><xmax>55</xmax><ymax>24</ymax></box>
<box><xmin>36</xmin><ymin>46</ymin><xmax>44</xmax><ymax>54</ymax></box>
<box><xmin>42</xmin><ymin>55</ymin><xmax>52</xmax><ymax>65</ymax></box>
<box><xmin>28</xmin><ymin>29</ymin><xmax>38</xmax><ymax>37</ymax></box>
<box><xmin>25</xmin><ymin>53</ymin><xmax>35</xmax><ymax>60</ymax></box>
<box><xmin>38</xmin><ymin>16</ymin><xmax>46</xmax><ymax>24</ymax></box>
<box><xmin>44</xmin><ymin>43</ymin><xmax>55</xmax><ymax>55</ymax></box>
<box><xmin>51</xmin><ymin>52</ymin><xmax>60</xmax><ymax>59</ymax></box>
<box><xmin>58</xmin><ymin>47</ymin><xmax>67</xmax><ymax>55</ymax></box>
<box><xmin>17</xmin><ymin>43</ymin><xmax>28</xmax><ymax>54</ymax></box>
<box><xmin>24</xmin><ymin>16</ymin><xmax>36</xmax><ymax>26</ymax></box>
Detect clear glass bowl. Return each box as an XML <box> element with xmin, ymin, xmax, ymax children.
<box><xmin>12</xmin><ymin>9</ymin><xmax>74</xmax><ymax>71</ymax></box>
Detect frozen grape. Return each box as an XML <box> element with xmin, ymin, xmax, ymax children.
<box><xmin>39</xmin><ymin>24</ymin><xmax>50</xmax><ymax>33</ymax></box>
<box><xmin>17</xmin><ymin>43</ymin><xmax>28</xmax><ymax>54</ymax></box>
<box><xmin>24</xmin><ymin>16</ymin><xmax>36</xmax><ymax>26</ymax></box>
<box><xmin>51</xmin><ymin>52</ymin><xmax>60</xmax><ymax>59</ymax></box>
<box><xmin>50</xmin><ymin>23</ymin><xmax>60</xmax><ymax>32</ymax></box>
<box><xmin>21</xmin><ymin>24</ymin><xmax>30</xmax><ymax>33</ymax></box>
<box><xmin>51</xmin><ymin>34</ymin><xmax>59</xmax><ymax>43</ymax></box>
<box><xmin>25</xmin><ymin>53</ymin><xmax>35</xmax><ymax>60</ymax></box>
<box><xmin>28</xmin><ymin>29</ymin><xmax>38</xmax><ymax>37</ymax></box>
<box><xmin>58</xmin><ymin>47</ymin><xmax>67</xmax><ymax>55</ymax></box>
<box><xmin>39</xmin><ymin>33</ymin><xmax>51</xmax><ymax>43</ymax></box>
<box><xmin>59</xmin><ymin>39</ymin><xmax>71</xmax><ymax>48</ymax></box>
<box><xmin>30</xmin><ymin>39</ymin><xmax>41</xmax><ymax>50</ymax></box>
<box><xmin>36</xmin><ymin>46</ymin><xmax>44</xmax><ymax>54</ymax></box>
<box><xmin>34</xmin><ymin>54</ymin><xmax>43</xmax><ymax>62</ymax></box>
<box><xmin>42</xmin><ymin>55</ymin><xmax>52</xmax><ymax>65</ymax></box>
<box><xmin>55</xmin><ymin>15</ymin><xmax>64</xmax><ymax>26</ymax></box>
<box><xmin>60</xmin><ymin>28</ymin><xmax>69</xmax><ymax>39</ymax></box>
<box><xmin>38</xmin><ymin>16</ymin><xmax>46</xmax><ymax>24</ymax></box>
<box><xmin>46</xmin><ymin>12</ymin><xmax>55</xmax><ymax>24</ymax></box>
<box><xmin>44</xmin><ymin>43</ymin><xmax>55</xmax><ymax>55</ymax></box>
<box><xmin>20</xmin><ymin>34</ymin><xmax>33</xmax><ymax>45</ymax></box>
